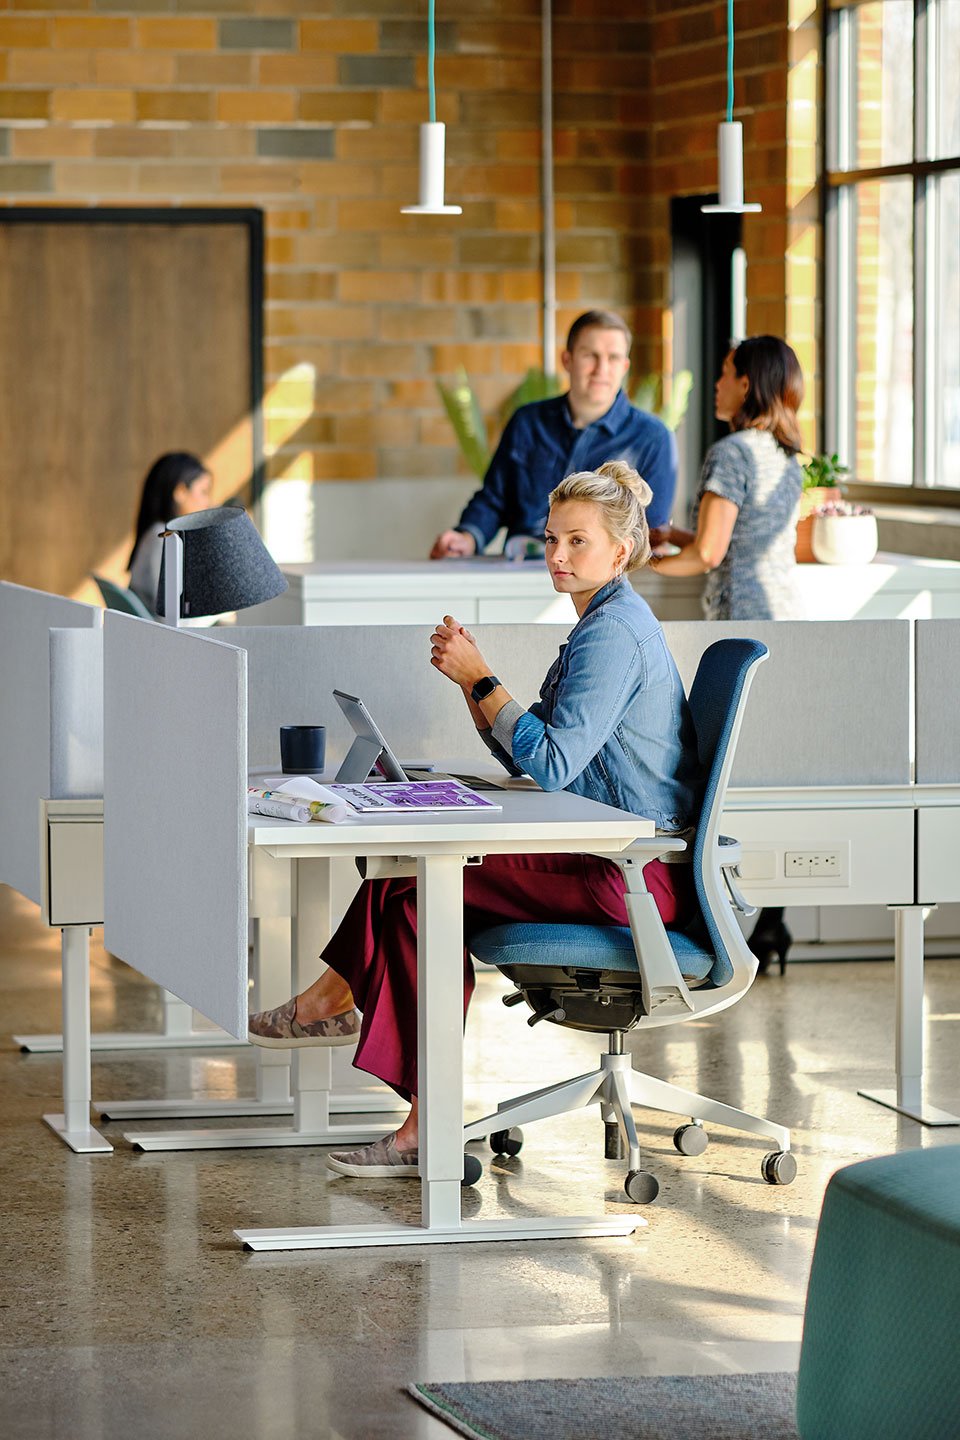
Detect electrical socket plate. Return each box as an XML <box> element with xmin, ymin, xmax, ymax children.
<box><xmin>784</xmin><ymin>849</ymin><xmax>847</xmax><ymax>880</ymax></box>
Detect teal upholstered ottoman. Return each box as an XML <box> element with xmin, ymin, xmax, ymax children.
<box><xmin>796</xmin><ymin>1146</ymin><xmax>960</xmax><ymax>1439</ymax></box>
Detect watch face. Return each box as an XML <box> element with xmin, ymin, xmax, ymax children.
<box><xmin>472</xmin><ymin>675</ymin><xmax>497</xmax><ymax>702</ymax></box>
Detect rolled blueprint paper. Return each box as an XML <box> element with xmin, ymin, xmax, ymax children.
<box><xmin>246</xmin><ymin>787</ymin><xmax>350</xmax><ymax>825</ymax></box>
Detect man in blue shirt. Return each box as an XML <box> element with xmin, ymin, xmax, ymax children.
<box><xmin>429</xmin><ymin>309</ymin><xmax>676</xmax><ymax>558</ymax></box>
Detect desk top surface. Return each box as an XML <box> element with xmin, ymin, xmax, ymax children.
<box><xmin>248</xmin><ymin>783</ymin><xmax>652</xmax><ymax>851</ymax></box>
<box><xmin>278</xmin><ymin>551</ymin><xmax>960</xmax><ymax>581</ymax></box>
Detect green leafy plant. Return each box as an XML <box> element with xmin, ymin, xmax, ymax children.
<box><xmin>436</xmin><ymin>369</ymin><xmax>491</xmax><ymax>480</ymax></box>
<box><xmin>630</xmin><ymin>370</ymin><xmax>694</xmax><ymax>433</ymax></box>
<box><xmin>437</xmin><ymin>366</ymin><xmax>693</xmax><ymax>478</ymax></box>
<box><xmin>802</xmin><ymin>452</ymin><xmax>850</xmax><ymax>490</ymax></box>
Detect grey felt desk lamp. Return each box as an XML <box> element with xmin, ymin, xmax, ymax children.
<box><xmin>156</xmin><ymin>506</ymin><xmax>287</xmax><ymax>625</ymax></box>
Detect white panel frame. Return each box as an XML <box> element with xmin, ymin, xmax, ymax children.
<box><xmin>103</xmin><ymin>613</ymin><xmax>248</xmax><ymax>1038</ymax></box>
<box><xmin>0</xmin><ymin>582</ymin><xmax>99</xmax><ymax>904</ymax></box>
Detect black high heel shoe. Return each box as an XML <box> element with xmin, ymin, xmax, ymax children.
<box><xmin>748</xmin><ymin>915</ymin><xmax>792</xmax><ymax>976</ymax></box>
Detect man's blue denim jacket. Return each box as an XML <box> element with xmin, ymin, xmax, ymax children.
<box><xmin>488</xmin><ymin>577</ymin><xmax>704</xmax><ymax>832</ymax></box>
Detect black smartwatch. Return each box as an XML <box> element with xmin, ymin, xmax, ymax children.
<box><xmin>470</xmin><ymin>675</ymin><xmax>502</xmax><ymax>704</ymax></box>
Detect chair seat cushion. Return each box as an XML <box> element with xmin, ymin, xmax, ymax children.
<box><xmin>470</xmin><ymin>922</ymin><xmax>715</xmax><ymax>984</ymax></box>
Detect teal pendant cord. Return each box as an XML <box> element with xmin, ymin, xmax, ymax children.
<box><xmin>428</xmin><ymin>0</ymin><xmax>437</xmax><ymax>124</ymax></box>
<box><xmin>726</xmin><ymin>0</ymin><xmax>734</xmax><ymax>123</ymax></box>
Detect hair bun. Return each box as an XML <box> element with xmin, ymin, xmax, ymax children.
<box><xmin>597</xmin><ymin>459</ymin><xmax>652</xmax><ymax>509</ymax></box>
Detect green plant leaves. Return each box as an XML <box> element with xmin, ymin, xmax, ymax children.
<box><xmin>802</xmin><ymin>452</ymin><xmax>850</xmax><ymax>489</ymax></box>
<box><xmin>436</xmin><ymin>367</ymin><xmax>490</xmax><ymax>479</ymax></box>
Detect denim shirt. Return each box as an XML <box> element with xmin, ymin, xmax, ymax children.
<box><xmin>456</xmin><ymin>392</ymin><xmax>676</xmax><ymax>552</ymax></box>
<box><xmin>488</xmin><ymin>578</ymin><xmax>704</xmax><ymax>832</ymax></box>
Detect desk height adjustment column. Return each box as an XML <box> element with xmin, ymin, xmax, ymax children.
<box><xmin>859</xmin><ymin>904</ymin><xmax>960</xmax><ymax>1127</ymax></box>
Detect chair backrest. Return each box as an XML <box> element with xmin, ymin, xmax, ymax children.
<box><xmin>92</xmin><ymin>574</ymin><xmax>154</xmax><ymax>620</ymax></box>
<box><xmin>687</xmin><ymin>637</ymin><xmax>769</xmax><ymax>988</ymax></box>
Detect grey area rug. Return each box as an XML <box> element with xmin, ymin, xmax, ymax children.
<box><xmin>408</xmin><ymin>1371</ymin><xmax>799</xmax><ymax>1440</ymax></box>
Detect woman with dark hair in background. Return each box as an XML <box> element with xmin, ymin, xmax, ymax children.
<box><xmin>652</xmin><ymin>335</ymin><xmax>806</xmax><ymax>971</ymax></box>
<box><xmin>128</xmin><ymin>452</ymin><xmax>213</xmax><ymax>614</ymax></box>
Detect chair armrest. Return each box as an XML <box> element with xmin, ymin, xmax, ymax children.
<box><xmin>590</xmin><ymin>835</ymin><xmax>688</xmax><ymax>865</ymax></box>
<box><xmin>595</xmin><ymin>847</ymin><xmax>695</xmax><ymax>1017</ymax></box>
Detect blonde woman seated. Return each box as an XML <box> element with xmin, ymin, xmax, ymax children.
<box><xmin>249</xmin><ymin>462</ymin><xmax>705</xmax><ymax>1178</ymax></box>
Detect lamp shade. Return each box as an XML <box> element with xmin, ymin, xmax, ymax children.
<box><xmin>701</xmin><ymin>122</ymin><xmax>761</xmax><ymax>214</ymax></box>
<box><xmin>401</xmin><ymin>123</ymin><xmax>462</xmax><ymax>216</ymax></box>
<box><xmin>156</xmin><ymin>506</ymin><xmax>287</xmax><ymax>619</ymax></box>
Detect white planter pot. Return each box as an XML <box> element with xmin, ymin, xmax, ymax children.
<box><xmin>811</xmin><ymin>514</ymin><xmax>878</xmax><ymax>565</ymax></box>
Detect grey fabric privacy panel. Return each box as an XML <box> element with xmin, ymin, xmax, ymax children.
<box><xmin>103</xmin><ymin>613</ymin><xmax>248</xmax><ymax>1038</ymax></box>
<box><xmin>229</xmin><ymin>624</ymin><xmax>570</xmax><ymax>770</ymax></box>
<box><xmin>229</xmin><ymin>619</ymin><xmax>910</xmax><ymax>788</ymax></box>
<box><xmin>915</xmin><ymin>621</ymin><xmax>960</xmax><ymax>782</ymax></box>
<box><xmin>0</xmin><ymin>582</ymin><xmax>99</xmax><ymax>904</ymax></box>
<box><xmin>50</xmin><ymin>628</ymin><xmax>104</xmax><ymax>800</ymax></box>
<box><xmin>662</xmin><ymin>620</ymin><xmax>911</xmax><ymax>787</ymax></box>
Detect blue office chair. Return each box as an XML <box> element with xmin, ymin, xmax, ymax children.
<box><xmin>463</xmin><ymin>638</ymin><xmax>795</xmax><ymax>1204</ymax></box>
<box><xmin>92</xmin><ymin>574</ymin><xmax>154</xmax><ymax>620</ymax></box>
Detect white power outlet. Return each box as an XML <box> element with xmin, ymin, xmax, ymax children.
<box><xmin>784</xmin><ymin>849</ymin><xmax>847</xmax><ymax>881</ymax></box>
<box><xmin>785</xmin><ymin>851</ymin><xmax>811</xmax><ymax>876</ymax></box>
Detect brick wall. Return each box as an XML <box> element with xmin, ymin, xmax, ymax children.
<box><xmin>0</xmin><ymin>0</ymin><xmax>822</xmax><ymax>570</ymax></box>
<box><xmin>644</xmin><ymin>0</ymin><xmax>821</xmax><ymax>455</ymax></box>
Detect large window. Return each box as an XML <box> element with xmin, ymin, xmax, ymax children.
<box><xmin>826</xmin><ymin>0</ymin><xmax>960</xmax><ymax>495</ymax></box>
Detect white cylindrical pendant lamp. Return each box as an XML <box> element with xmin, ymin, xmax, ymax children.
<box><xmin>702</xmin><ymin>121</ymin><xmax>761</xmax><ymax>214</ymax></box>
<box><xmin>401</xmin><ymin>122</ymin><xmax>461</xmax><ymax>216</ymax></box>
<box><xmin>719</xmin><ymin>120</ymin><xmax>744</xmax><ymax>207</ymax></box>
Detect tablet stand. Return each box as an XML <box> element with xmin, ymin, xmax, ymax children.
<box><xmin>335</xmin><ymin>735</ymin><xmax>384</xmax><ymax>784</ymax></box>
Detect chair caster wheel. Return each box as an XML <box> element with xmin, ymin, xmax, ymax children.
<box><xmin>624</xmin><ymin>1170</ymin><xmax>659</xmax><ymax>1204</ymax></box>
<box><xmin>761</xmin><ymin>1150</ymin><xmax>797</xmax><ymax>1186</ymax></box>
<box><xmin>490</xmin><ymin>1127</ymin><xmax>523</xmax><ymax>1157</ymax></box>
<box><xmin>462</xmin><ymin>1153</ymin><xmax>484</xmax><ymax>1187</ymax></box>
<box><xmin>673</xmin><ymin>1123</ymin><xmax>708</xmax><ymax>1156</ymax></box>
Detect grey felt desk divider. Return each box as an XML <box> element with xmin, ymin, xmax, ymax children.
<box><xmin>0</xmin><ymin>582</ymin><xmax>100</xmax><ymax>905</ymax></box>
<box><xmin>229</xmin><ymin>618</ymin><xmax>911</xmax><ymax>789</ymax></box>
<box><xmin>99</xmin><ymin>615</ymin><xmax>912</xmax><ymax>1038</ymax></box>
<box><xmin>914</xmin><ymin>621</ymin><xmax>960</xmax><ymax>784</ymax></box>
<box><xmin>102</xmin><ymin>613</ymin><xmax>248</xmax><ymax>1039</ymax></box>
<box><xmin>228</xmin><ymin>623</ymin><xmax>570</xmax><ymax>771</ymax></box>
<box><xmin>664</xmin><ymin>620</ymin><xmax>911</xmax><ymax>787</ymax></box>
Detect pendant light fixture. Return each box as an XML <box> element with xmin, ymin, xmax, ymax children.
<box><xmin>401</xmin><ymin>0</ymin><xmax>461</xmax><ymax>216</ymax></box>
<box><xmin>702</xmin><ymin>0</ymin><xmax>761</xmax><ymax>214</ymax></box>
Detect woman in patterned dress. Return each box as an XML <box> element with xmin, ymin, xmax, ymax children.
<box><xmin>651</xmin><ymin>335</ymin><xmax>805</xmax><ymax>620</ymax></box>
<box><xmin>652</xmin><ymin>336</ymin><xmax>805</xmax><ymax>970</ymax></box>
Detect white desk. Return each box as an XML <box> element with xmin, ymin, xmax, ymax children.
<box><xmin>238</xmin><ymin>554</ymin><xmax>960</xmax><ymax>628</ymax></box>
<box><xmin>725</xmin><ymin>783</ymin><xmax>960</xmax><ymax>1127</ymax></box>
<box><xmin>239</xmin><ymin>558</ymin><xmax>697</xmax><ymax>626</ymax></box>
<box><xmin>234</xmin><ymin>787</ymin><xmax>651</xmax><ymax>1252</ymax></box>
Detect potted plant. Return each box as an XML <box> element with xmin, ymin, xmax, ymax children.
<box><xmin>811</xmin><ymin>500</ymin><xmax>878</xmax><ymax>566</ymax></box>
<box><xmin>795</xmin><ymin>452</ymin><xmax>849</xmax><ymax>563</ymax></box>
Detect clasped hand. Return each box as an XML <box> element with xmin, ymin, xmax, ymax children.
<box><xmin>430</xmin><ymin>615</ymin><xmax>490</xmax><ymax>689</ymax></box>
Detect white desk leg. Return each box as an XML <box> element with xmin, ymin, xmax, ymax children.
<box><xmin>859</xmin><ymin>904</ymin><xmax>960</xmax><ymax>1126</ymax></box>
<box><xmin>418</xmin><ymin>853</ymin><xmax>468</xmax><ymax>1230</ymax></box>
<box><xmin>236</xmin><ymin>852</ymin><xmax>641</xmax><ymax>1251</ymax></box>
<box><xmin>43</xmin><ymin>927</ymin><xmax>112</xmax><ymax>1154</ymax></box>
<box><xmin>127</xmin><ymin>855</ymin><xmax>386</xmax><ymax>1152</ymax></box>
<box><xmin>253</xmin><ymin>916</ymin><xmax>294</xmax><ymax>1106</ymax></box>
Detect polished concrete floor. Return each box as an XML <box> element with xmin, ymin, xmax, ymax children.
<box><xmin>2</xmin><ymin>883</ymin><xmax>959</xmax><ymax>1440</ymax></box>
